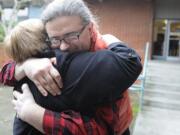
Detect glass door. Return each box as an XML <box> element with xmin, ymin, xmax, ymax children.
<box><xmin>168</xmin><ymin>21</ymin><xmax>180</xmax><ymax>60</ymax></box>
<box><xmin>152</xmin><ymin>20</ymin><xmax>167</xmax><ymax>60</ymax></box>
<box><xmin>152</xmin><ymin>20</ymin><xmax>180</xmax><ymax>61</ymax></box>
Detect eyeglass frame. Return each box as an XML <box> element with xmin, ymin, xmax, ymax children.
<box><xmin>46</xmin><ymin>25</ymin><xmax>87</xmax><ymax>46</ymax></box>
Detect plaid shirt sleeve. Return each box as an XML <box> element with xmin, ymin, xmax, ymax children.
<box><xmin>0</xmin><ymin>61</ymin><xmax>17</xmax><ymax>86</ymax></box>
<box><xmin>43</xmin><ymin>109</ymin><xmax>107</xmax><ymax>135</ymax></box>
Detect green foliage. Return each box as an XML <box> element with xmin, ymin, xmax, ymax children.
<box><xmin>0</xmin><ymin>21</ymin><xmax>18</xmax><ymax>42</ymax></box>
<box><xmin>132</xmin><ymin>102</ymin><xmax>140</xmax><ymax>117</ymax></box>
<box><xmin>0</xmin><ymin>24</ymin><xmax>5</xmax><ymax>42</ymax></box>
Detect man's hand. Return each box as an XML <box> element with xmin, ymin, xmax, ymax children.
<box><xmin>22</xmin><ymin>58</ymin><xmax>62</xmax><ymax>96</ymax></box>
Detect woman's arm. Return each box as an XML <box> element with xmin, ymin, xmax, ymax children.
<box><xmin>0</xmin><ymin>58</ymin><xmax>62</xmax><ymax>96</ymax></box>
<box><xmin>13</xmin><ymin>84</ymin><xmax>45</xmax><ymax>133</ymax></box>
<box><xmin>0</xmin><ymin>61</ymin><xmax>17</xmax><ymax>86</ymax></box>
<box><xmin>12</xmin><ymin>84</ymin><xmax>93</xmax><ymax>134</ymax></box>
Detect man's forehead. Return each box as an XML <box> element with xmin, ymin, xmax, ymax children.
<box><xmin>45</xmin><ymin>16</ymin><xmax>83</xmax><ymax>36</ymax></box>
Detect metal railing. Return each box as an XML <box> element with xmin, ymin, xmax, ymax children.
<box><xmin>129</xmin><ymin>42</ymin><xmax>150</xmax><ymax>110</ymax></box>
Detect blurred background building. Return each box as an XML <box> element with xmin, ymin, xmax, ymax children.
<box><xmin>86</xmin><ymin>0</ymin><xmax>180</xmax><ymax>62</ymax></box>
<box><xmin>0</xmin><ymin>0</ymin><xmax>180</xmax><ymax>66</ymax></box>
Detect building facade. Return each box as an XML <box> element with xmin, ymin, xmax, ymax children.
<box><xmin>86</xmin><ymin>0</ymin><xmax>153</xmax><ymax>62</ymax></box>
<box><xmin>153</xmin><ymin>0</ymin><xmax>180</xmax><ymax>61</ymax></box>
<box><xmin>86</xmin><ymin>0</ymin><xmax>180</xmax><ymax>62</ymax></box>
<box><xmin>0</xmin><ymin>0</ymin><xmax>180</xmax><ymax>67</ymax></box>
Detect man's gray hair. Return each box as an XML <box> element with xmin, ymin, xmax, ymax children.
<box><xmin>41</xmin><ymin>0</ymin><xmax>97</xmax><ymax>26</ymax></box>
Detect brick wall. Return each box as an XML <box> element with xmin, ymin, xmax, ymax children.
<box><xmin>87</xmin><ymin>0</ymin><xmax>154</xmax><ymax>62</ymax></box>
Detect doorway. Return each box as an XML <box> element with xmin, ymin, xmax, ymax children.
<box><xmin>168</xmin><ymin>21</ymin><xmax>180</xmax><ymax>60</ymax></box>
<box><xmin>152</xmin><ymin>20</ymin><xmax>180</xmax><ymax>61</ymax></box>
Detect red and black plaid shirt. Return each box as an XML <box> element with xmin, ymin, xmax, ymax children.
<box><xmin>0</xmin><ymin>62</ymin><xmax>108</xmax><ymax>135</ymax></box>
<box><xmin>0</xmin><ymin>61</ymin><xmax>17</xmax><ymax>86</ymax></box>
<box><xmin>0</xmin><ymin>60</ymin><xmax>132</xmax><ymax>135</ymax></box>
<box><xmin>43</xmin><ymin>110</ymin><xmax>108</xmax><ymax>135</ymax></box>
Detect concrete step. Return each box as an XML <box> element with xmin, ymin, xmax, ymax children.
<box><xmin>146</xmin><ymin>73</ymin><xmax>180</xmax><ymax>82</ymax></box>
<box><xmin>141</xmin><ymin>106</ymin><xmax>180</xmax><ymax>119</ymax></box>
<box><xmin>146</xmin><ymin>76</ymin><xmax>180</xmax><ymax>84</ymax></box>
<box><xmin>144</xmin><ymin>93</ymin><xmax>180</xmax><ymax>104</ymax></box>
<box><xmin>144</xmin><ymin>89</ymin><xmax>180</xmax><ymax>100</ymax></box>
<box><xmin>148</xmin><ymin>60</ymin><xmax>180</xmax><ymax>67</ymax></box>
<box><xmin>147</xmin><ymin>62</ymin><xmax>180</xmax><ymax>76</ymax></box>
<box><xmin>146</xmin><ymin>71</ymin><xmax>180</xmax><ymax>79</ymax></box>
<box><xmin>147</xmin><ymin>65</ymin><xmax>180</xmax><ymax>71</ymax></box>
<box><xmin>145</xmin><ymin>83</ymin><xmax>180</xmax><ymax>93</ymax></box>
<box><xmin>145</xmin><ymin>81</ymin><xmax>180</xmax><ymax>91</ymax></box>
<box><xmin>143</xmin><ymin>94</ymin><xmax>180</xmax><ymax>111</ymax></box>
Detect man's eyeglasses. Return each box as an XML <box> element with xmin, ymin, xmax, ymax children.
<box><xmin>46</xmin><ymin>25</ymin><xmax>87</xmax><ymax>46</ymax></box>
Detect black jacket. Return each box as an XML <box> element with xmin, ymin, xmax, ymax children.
<box><xmin>15</xmin><ymin>42</ymin><xmax>142</xmax><ymax>113</ymax></box>
<box><xmin>13</xmin><ymin>42</ymin><xmax>142</xmax><ymax>135</ymax></box>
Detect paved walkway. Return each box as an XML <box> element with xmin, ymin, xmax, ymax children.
<box><xmin>133</xmin><ymin>60</ymin><xmax>180</xmax><ymax>135</ymax></box>
<box><xmin>0</xmin><ymin>86</ymin><xmax>14</xmax><ymax>134</ymax></box>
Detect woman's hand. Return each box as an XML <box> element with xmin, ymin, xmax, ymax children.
<box><xmin>12</xmin><ymin>84</ymin><xmax>36</xmax><ymax>120</ymax></box>
<box><xmin>12</xmin><ymin>84</ymin><xmax>45</xmax><ymax>133</ymax></box>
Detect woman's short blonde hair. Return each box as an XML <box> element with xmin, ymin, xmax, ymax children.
<box><xmin>4</xmin><ymin>19</ymin><xmax>48</xmax><ymax>63</ymax></box>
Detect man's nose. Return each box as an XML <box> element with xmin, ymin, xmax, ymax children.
<box><xmin>60</xmin><ymin>41</ymin><xmax>70</xmax><ymax>51</ymax></box>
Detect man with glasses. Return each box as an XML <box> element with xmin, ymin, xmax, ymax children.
<box><xmin>47</xmin><ymin>25</ymin><xmax>87</xmax><ymax>48</ymax></box>
<box><xmin>1</xmin><ymin>0</ymin><xmax>142</xmax><ymax>135</ymax></box>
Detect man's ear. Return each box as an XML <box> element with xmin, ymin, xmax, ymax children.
<box><xmin>87</xmin><ymin>22</ymin><xmax>94</xmax><ymax>36</ymax></box>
